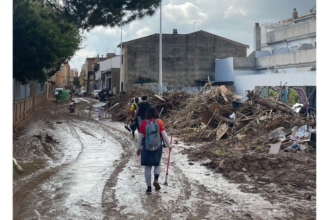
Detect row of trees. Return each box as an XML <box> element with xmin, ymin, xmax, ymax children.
<box><xmin>13</xmin><ymin>0</ymin><xmax>161</xmax><ymax>84</ymax></box>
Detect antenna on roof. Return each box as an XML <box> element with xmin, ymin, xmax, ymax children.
<box><xmin>193</xmin><ymin>21</ymin><xmax>200</xmax><ymax>32</ymax></box>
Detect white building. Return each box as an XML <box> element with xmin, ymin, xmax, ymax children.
<box><xmin>215</xmin><ymin>7</ymin><xmax>316</xmax><ymax>101</ymax></box>
<box><xmin>99</xmin><ymin>55</ymin><xmax>121</xmax><ymax>93</ymax></box>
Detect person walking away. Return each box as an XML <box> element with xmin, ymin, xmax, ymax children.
<box><xmin>136</xmin><ymin>108</ymin><xmax>172</xmax><ymax>194</ymax></box>
<box><xmin>125</xmin><ymin>98</ymin><xmax>134</xmax><ymax>132</ymax></box>
<box><xmin>134</xmin><ymin>96</ymin><xmax>151</xmax><ymax>130</ymax></box>
<box><xmin>129</xmin><ymin>98</ymin><xmax>139</xmax><ymax>138</ymax></box>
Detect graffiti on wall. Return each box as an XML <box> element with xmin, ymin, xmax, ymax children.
<box><xmin>260</xmin><ymin>86</ymin><xmax>308</xmax><ymax>109</ymax></box>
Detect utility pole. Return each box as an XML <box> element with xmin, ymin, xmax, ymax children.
<box><xmin>106</xmin><ymin>39</ymin><xmax>109</xmax><ymax>53</ymax></box>
<box><xmin>159</xmin><ymin>0</ymin><xmax>162</xmax><ymax>94</ymax></box>
<box><xmin>120</xmin><ymin>23</ymin><xmax>123</xmax><ymax>92</ymax></box>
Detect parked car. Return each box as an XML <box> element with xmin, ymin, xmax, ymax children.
<box><xmin>99</xmin><ymin>88</ymin><xmax>113</xmax><ymax>101</ymax></box>
<box><xmin>79</xmin><ymin>90</ymin><xmax>87</xmax><ymax>97</ymax></box>
<box><xmin>54</xmin><ymin>88</ymin><xmax>63</xmax><ymax>96</ymax></box>
<box><xmin>91</xmin><ymin>90</ymin><xmax>101</xmax><ymax>99</ymax></box>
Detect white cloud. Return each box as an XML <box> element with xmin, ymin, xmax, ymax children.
<box><xmin>135</xmin><ymin>27</ymin><xmax>152</xmax><ymax>38</ymax></box>
<box><xmin>163</xmin><ymin>2</ymin><xmax>208</xmax><ymax>24</ymax></box>
<box><xmin>224</xmin><ymin>5</ymin><xmax>247</xmax><ymax>19</ymax></box>
<box><xmin>69</xmin><ymin>48</ymin><xmax>97</xmax><ymax>73</ymax></box>
<box><xmin>92</xmin><ymin>26</ymin><xmax>127</xmax><ymax>37</ymax></box>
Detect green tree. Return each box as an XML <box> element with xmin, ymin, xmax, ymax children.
<box><xmin>73</xmin><ymin>76</ymin><xmax>81</xmax><ymax>88</ymax></box>
<box><xmin>13</xmin><ymin>0</ymin><xmax>82</xmax><ymax>84</ymax></box>
<box><xmin>40</xmin><ymin>0</ymin><xmax>161</xmax><ymax>30</ymax></box>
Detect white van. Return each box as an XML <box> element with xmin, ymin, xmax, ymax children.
<box><xmin>54</xmin><ymin>88</ymin><xmax>63</xmax><ymax>96</ymax></box>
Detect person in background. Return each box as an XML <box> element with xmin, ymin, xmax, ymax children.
<box><xmin>134</xmin><ymin>96</ymin><xmax>151</xmax><ymax>130</ymax></box>
<box><xmin>129</xmin><ymin>97</ymin><xmax>139</xmax><ymax>138</ymax></box>
<box><xmin>136</xmin><ymin>107</ymin><xmax>172</xmax><ymax>194</ymax></box>
<box><xmin>125</xmin><ymin>98</ymin><xmax>134</xmax><ymax>132</ymax></box>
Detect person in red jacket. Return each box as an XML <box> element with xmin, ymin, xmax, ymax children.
<box><xmin>136</xmin><ymin>108</ymin><xmax>172</xmax><ymax>194</ymax></box>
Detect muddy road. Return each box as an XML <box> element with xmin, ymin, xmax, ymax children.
<box><xmin>13</xmin><ymin>97</ymin><xmax>300</xmax><ymax>219</ymax></box>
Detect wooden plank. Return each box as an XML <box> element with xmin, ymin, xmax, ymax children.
<box><xmin>269</xmin><ymin>142</ymin><xmax>282</xmax><ymax>154</ymax></box>
<box><xmin>216</xmin><ymin>124</ymin><xmax>229</xmax><ymax>140</ymax></box>
<box><xmin>153</xmin><ymin>94</ymin><xmax>166</xmax><ymax>102</ymax></box>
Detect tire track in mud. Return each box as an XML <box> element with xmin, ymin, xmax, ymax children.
<box><xmin>13</xmin><ymin>163</ymin><xmax>68</xmax><ymax>219</ymax></box>
<box><xmin>14</xmin><ymin>99</ymin><xmax>262</xmax><ymax>219</ymax></box>
<box><xmin>13</xmin><ymin>102</ymin><xmax>97</xmax><ymax>219</ymax></box>
<box><xmin>95</xmin><ymin>120</ymin><xmax>215</xmax><ymax>219</ymax></box>
<box><xmin>20</xmin><ymin>101</ymin><xmax>212</xmax><ymax>219</ymax></box>
<box><xmin>65</xmin><ymin>103</ymin><xmax>198</xmax><ymax>219</ymax></box>
<box><xmin>97</xmin><ymin>121</ymin><xmax>256</xmax><ymax>219</ymax></box>
<box><xmin>45</xmin><ymin>104</ymin><xmax>134</xmax><ymax>219</ymax></box>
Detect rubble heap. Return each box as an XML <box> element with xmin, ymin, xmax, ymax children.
<box><xmin>106</xmin><ymin>84</ymin><xmax>316</xmax><ymax>155</ymax></box>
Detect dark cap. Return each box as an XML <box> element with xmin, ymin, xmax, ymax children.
<box><xmin>142</xmin><ymin>96</ymin><xmax>147</xmax><ymax>100</ymax></box>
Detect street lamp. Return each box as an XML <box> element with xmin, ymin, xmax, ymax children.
<box><xmin>159</xmin><ymin>0</ymin><xmax>162</xmax><ymax>94</ymax></box>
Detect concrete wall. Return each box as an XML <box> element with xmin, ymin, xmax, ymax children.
<box><xmin>123</xmin><ymin>31</ymin><xmax>248</xmax><ymax>89</ymax></box>
<box><xmin>99</xmin><ymin>56</ymin><xmax>121</xmax><ymax>72</ymax></box>
<box><xmin>232</xmin><ymin>71</ymin><xmax>316</xmax><ymax>100</ymax></box>
<box><xmin>133</xmin><ymin>83</ymin><xmax>163</xmax><ymax>93</ymax></box>
<box><xmin>133</xmin><ymin>83</ymin><xmax>206</xmax><ymax>94</ymax></box>
<box><xmin>233</xmin><ymin>57</ymin><xmax>255</xmax><ymax>69</ymax></box>
<box><xmin>111</xmin><ymin>68</ymin><xmax>120</xmax><ymax>94</ymax></box>
<box><xmin>261</xmin><ymin>38</ymin><xmax>315</xmax><ymax>54</ymax></box>
<box><xmin>13</xmin><ymin>92</ymin><xmax>47</xmax><ymax>125</ymax></box>
<box><xmin>255</xmin><ymin>49</ymin><xmax>316</xmax><ymax>68</ymax></box>
<box><xmin>266</xmin><ymin>20</ymin><xmax>316</xmax><ymax>44</ymax></box>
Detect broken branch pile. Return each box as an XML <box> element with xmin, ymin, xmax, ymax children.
<box><xmin>105</xmin><ymin>84</ymin><xmax>316</xmax><ymax>156</ymax></box>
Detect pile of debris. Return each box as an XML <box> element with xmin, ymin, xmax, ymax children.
<box><xmin>105</xmin><ymin>83</ymin><xmax>316</xmax><ymax>157</ymax></box>
<box><xmin>105</xmin><ymin>86</ymin><xmax>157</xmax><ymax>121</ymax></box>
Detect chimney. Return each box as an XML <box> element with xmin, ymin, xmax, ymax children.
<box><xmin>254</xmin><ymin>23</ymin><xmax>261</xmax><ymax>51</ymax></box>
<box><xmin>173</xmin><ymin>29</ymin><xmax>178</xmax><ymax>34</ymax></box>
<box><xmin>292</xmin><ymin>8</ymin><xmax>298</xmax><ymax>20</ymax></box>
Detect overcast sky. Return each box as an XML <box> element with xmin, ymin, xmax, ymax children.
<box><xmin>69</xmin><ymin>0</ymin><xmax>316</xmax><ymax>73</ymax></box>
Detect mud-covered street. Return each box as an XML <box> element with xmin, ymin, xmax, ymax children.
<box><xmin>13</xmin><ymin>97</ymin><xmax>314</xmax><ymax>220</ymax></box>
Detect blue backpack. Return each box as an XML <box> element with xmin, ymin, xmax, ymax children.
<box><xmin>145</xmin><ymin>119</ymin><xmax>161</xmax><ymax>151</ymax></box>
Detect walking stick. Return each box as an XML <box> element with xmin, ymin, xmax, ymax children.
<box><xmin>164</xmin><ymin>135</ymin><xmax>173</xmax><ymax>186</ymax></box>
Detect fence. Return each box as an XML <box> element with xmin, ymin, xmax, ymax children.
<box><xmin>13</xmin><ymin>79</ymin><xmax>48</xmax><ymax>125</ymax></box>
<box><xmin>36</xmin><ymin>83</ymin><xmax>47</xmax><ymax>95</ymax></box>
<box><xmin>13</xmin><ymin>79</ymin><xmax>30</xmax><ymax>100</ymax></box>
